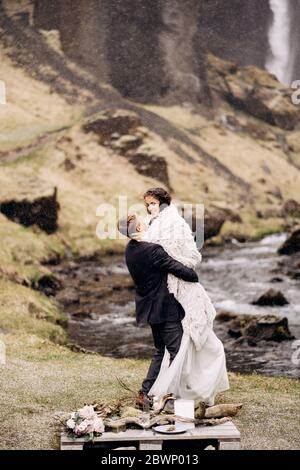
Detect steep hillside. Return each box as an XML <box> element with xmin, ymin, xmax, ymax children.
<box><xmin>0</xmin><ymin>0</ymin><xmax>300</xmax><ymax>255</ymax></box>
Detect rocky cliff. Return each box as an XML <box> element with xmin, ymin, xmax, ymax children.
<box><xmin>32</xmin><ymin>0</ymin><xmax>300</xmax><ymax>99</ymax></box>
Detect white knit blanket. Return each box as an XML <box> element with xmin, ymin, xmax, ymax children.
<box><xmin>141</xmin><ymin>203</ymin><xmax>216</xmax><ymax>350</ymax></box>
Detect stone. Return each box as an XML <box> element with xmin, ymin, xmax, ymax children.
<box><xmin>278</xmin><ymin>229</ymin><xmax>300</xmax><ymax>255</ymax></box>
<box><xmin>0</xmin><ymin>186</ymin><xmax>59</xmax><ymax>234</ymax></box>
<box><xmin>215</xmin><ymin>311</ymin><xmax>239</xmax><ymax>322</ymax></box>
<box><xmin>192</xmin><ymin>206</ymin><xmax>242</xmax><ymax>241</ymax></box>
<box><xmin>207</xmin><ymin>54</ymin><xmax>300</xmax><ymax>130</ymax></box>
<box><xmin>252</xmin><ymin>288</ymin><xmax>289</xmax><ymax>307</ymax></box>
<box><xmin>270</xmin><ymin>277</ymin><xmax>283</xmax><ymax>283</ymax></box>
<box><xmin>282</xmin><ymin>200</ymin><xmax>300</xmax><ymax>218</ymax></box>
<box><xmin>216</xmin><ymin>311</ymin><xmax>294</xmax><ymax>343</ymax></box>
<box><xmin>32</xmin><ymin>274</ymin><xmax>63</xmax><ymax>296</ymax></box>
<box><xmin>243</xmin><ymin>315</ymin><xmax>294</xmax><ymax>343</ymax></box>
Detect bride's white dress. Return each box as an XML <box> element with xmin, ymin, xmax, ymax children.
<box><xmin>141</xmin><ymin>203</ymin><xmax>229</xmax><ymax>405</ymax></box>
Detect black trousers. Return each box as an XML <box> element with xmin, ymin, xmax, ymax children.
<box><xmin>141</xmin><ymin>320</ymin><xmax>183</xmax><ymax>394</ymax></box>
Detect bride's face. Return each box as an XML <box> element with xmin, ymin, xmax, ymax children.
<box><xmin>144</xmin><ymin>195</ymin><xmax>160</xmax><ymax>216</ymax></box>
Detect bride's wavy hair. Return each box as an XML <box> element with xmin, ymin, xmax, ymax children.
<box><xmin>143</xmin><ymin>188</ymin><xmax>171</xmax><ymax>213</ymax></box>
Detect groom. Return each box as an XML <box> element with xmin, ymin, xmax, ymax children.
<box><xmin>118</xmin><ymin>214</ymin><xmax>199</xmax><ymax>407</ymax></box>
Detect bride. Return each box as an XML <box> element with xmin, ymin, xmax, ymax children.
<box><xmin>139</xmin><ymin>188</ymin><xmax>229</xmax><ymax>406</ymax></box>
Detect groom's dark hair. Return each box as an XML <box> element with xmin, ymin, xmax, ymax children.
<box><xmin>143</xmin><ymin>188</ymin><xmax>171</xmax><ymax>208</ymax></box>
<box><xmin>117</xmin><ymin>214</ymin><xmax>137</xmax><ymax>238</ymax></box>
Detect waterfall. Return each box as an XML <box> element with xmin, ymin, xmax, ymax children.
<box><xmin>266</xmin><ymin>0</ymin><xmax>293</xmax><ymax>84</ymax></box>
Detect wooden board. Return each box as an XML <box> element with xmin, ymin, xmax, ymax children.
<box><xmin>61</xmin><ymin>421</ymin><xmax>240</xmax><ymax>451</ymax></box>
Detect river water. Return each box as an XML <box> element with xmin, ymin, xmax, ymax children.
<box><xmin>52</xmin><ymin>233</ymin><xmax>300</xmax><ymax>378</ymax></box>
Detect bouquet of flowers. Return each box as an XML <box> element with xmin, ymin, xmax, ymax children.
<box><xmin>66</xmin><ymin>405</ymin><xmax>104</xmax><ymax>440</ymax></box>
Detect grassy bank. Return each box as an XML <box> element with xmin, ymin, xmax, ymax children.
<box><xmin>0</xmin><ymin>292</ymin><xmax>299</xmax><ymax>450</ymax></box>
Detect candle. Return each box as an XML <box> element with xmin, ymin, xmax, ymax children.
<box><xmin>174</xmin><ymin>399</ymin><xmax>195</xmax><ymax>420</ymax></box>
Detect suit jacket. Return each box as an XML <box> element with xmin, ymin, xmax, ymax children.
<box><xmin>125</xmin><ymin>239</ymin><xmax>199</xmax><ymax>325</ymax></box>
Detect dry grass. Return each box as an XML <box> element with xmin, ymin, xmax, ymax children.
<box><xmin>0</xmin><ymin>329</ymin><xmax>299</xmax><ymax>450</ymax></box>
<box><xmin>0</xmin><ymin>48</ymin><xmax>77</xmax><ymax>152</ymax></box>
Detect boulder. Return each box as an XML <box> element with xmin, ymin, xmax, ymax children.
<box><xmin>270</xmin><ymin>277</ymin><xmax>283</xmax><ymax>283</ymax></box>
<box><xmin>252</xmin><ymin>288</ymin><xmax>289</xmax><ymax>306</ymax></box>
<box><xmin>0</xmin><ymin>186</ymin><xmax>59</xmax><ymax>234</ymax></box>
<box><xmin>207</xmin><ymin>54</ymin><xmax>300</xmax><ymax>130</ymax></box>
<box><xmin>203</xmin><ymin>212</ymin><xmax>226</xmax><ymax>240</ymax></box>
<box><xmin>278</xmin><ymin>229</ymin><xmax>300</xmax><ymax>255</ymax></box>
<box><xmin>216</xmin><ymin>311</ymin><xmax>294</xmax><ymax>343</ymax></box>
<box><xmin>243</xmin><ymin>315</ymin><xmax>294</xmax><ymax>343</ymax></box>
<box><xmin>192</xmin><ymin>207</ymin><xmax>242</xmax><ymax>241</ymax></box>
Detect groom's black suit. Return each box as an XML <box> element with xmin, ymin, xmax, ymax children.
<box><xmin>125</xmin><ymin>239</ymin><xmax>198</xmax><ymax>394</ymax></box>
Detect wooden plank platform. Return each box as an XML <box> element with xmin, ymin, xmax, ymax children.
<box><xmin>61</xmin><ymin>421</ymin><xmax>240</xmax><ymax>450</ymax></box>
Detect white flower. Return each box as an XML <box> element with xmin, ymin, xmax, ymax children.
<box><xmin>71</xmin><ymin>412</ymin><xmax>76</xmax><ymax>419</ymax></box>
<box><xmin>66</xmin><ymin>418</ymin><xmax>76</xmax><ymax>430</ymax></box>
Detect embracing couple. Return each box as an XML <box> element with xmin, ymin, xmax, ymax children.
<box><xmin>118</xmin><ymin>188</ymin><xmax>229</xmax><ymax>409</ymax></box>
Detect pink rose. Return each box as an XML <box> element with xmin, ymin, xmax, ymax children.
<box><xmin>75</xmin><ymin>420</ymin><xmax>89</xmax><ymax>435</ymax></box>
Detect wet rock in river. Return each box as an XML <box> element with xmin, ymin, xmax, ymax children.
<box><xmin>270</xmin><ymin>277</ymin><xmax>283</xmax><ymax>283</ymax></box>
<box><xmin>243</xmin><ymin>315</ymin><xmax>294</xmax><ymax>343</ymax></box>
<box><xmin>216</xmin><ymin>311</ymin><xmax>294</xmax><ymax>344</ymax></box>
<box><xmin>278</xmin><ymin>228</ymin><xmax>300</xmax><ymax>255</ymax></box>
<box><xmin>252</xmin><ymin>288</ymin><xmax>289</xmax><ymax>306</ymax></box>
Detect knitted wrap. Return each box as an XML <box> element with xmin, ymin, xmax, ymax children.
<box><xmin>141</xmin><ymin>204</ymin><xmax>216</xmax><ymax>350</ymax></box>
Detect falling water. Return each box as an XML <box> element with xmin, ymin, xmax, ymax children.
<box><xmin>266</xmin><ymin>0</ymin><xmax>293</xmax><ymax>84</ymax></box>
